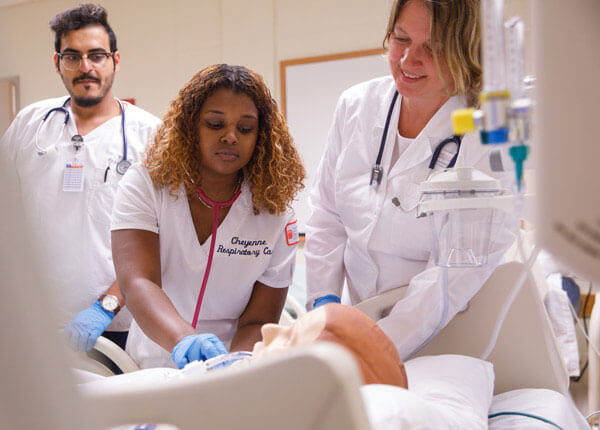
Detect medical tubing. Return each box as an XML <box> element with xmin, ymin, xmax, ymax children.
<box><xmin>406</xmin><ymin>265</ymin><xmax>449</xmax><ymax>360</ymax></box>
<box><xmin>35</xmin><ymin>101</ymin><xmax>70</xmax><ymax>155</ymax></box>
<box><xmin>488</xmin><ymin>411</ymin><xmax>564</xmax><ymax>429</ymax></box>
<box><xmin>376</xmin><ymin>91</ymin><xmax>399</xmax><ymax>165</ymax></box>
<box><xmin>480</xmin><ymin>245</ymin><xmax>540</xmax><ymax>360</ymax></box>
<box><xmin>118</xmin><ymin>99</ymin><xmax>127</xmax><ymax>161</ymax></box>
<box><xmin>427</xmin><ymin>135</ymin><xmax>463</xmax><ymax>169</ymax></box>
<box><xmin>190</xmin><ymin>187</ymin><xmax>241</xmax><ymax>329</ymax></box>
<box><xmin>516</xmin><ymin>225</ymin><xmax>527</xmax><ymax>263</ymax></box>
<box><xmin>586</xmin><ymin>410</ymin><xmax>600</xmax><ymax>423</ymax></box>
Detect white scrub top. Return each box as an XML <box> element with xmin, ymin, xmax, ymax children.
<box><xmin>0</xmin><ymin>96</ymin><xmax>161</xmax><ymax>331</ymax></box>
<box><xmin>305</xmin><ymin>76</ymin><xmax>517</xmax><ymax>359</ymax></box>
<box><xmin>111</xmin><ymin>163</ymin><xmax>298</xmax><ymax>368</ymax></box>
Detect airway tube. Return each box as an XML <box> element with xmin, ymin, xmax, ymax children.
<box><xmin>191</xmin><ymin>187</ymin><xmax>241</xmax><ymax>329</ymax></box>
<box><xmin>480</xmin><ymin>245</ymin><xmax>540</xmax><ymax>360</ymax></box>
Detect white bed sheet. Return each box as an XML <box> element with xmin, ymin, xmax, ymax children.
<box><xmin>76</xmin><ymin>354</ymin><xmax>589</xmax><ymax>430</ymax></box>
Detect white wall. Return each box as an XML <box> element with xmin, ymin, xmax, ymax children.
<box><xmin>0</xmin><ymin>0</ymin><xmax>530</xmax><ymax>115</ymax></box>
<box><xmin>0</xmin><ymin>0</ymin><xmax>395</xmax><ymax>117</ymax></box>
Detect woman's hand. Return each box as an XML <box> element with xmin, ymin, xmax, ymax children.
<box><xmin>171</xmin><ymin>333</ymin><xmax>228</xmax><ymax>368</ymax></box>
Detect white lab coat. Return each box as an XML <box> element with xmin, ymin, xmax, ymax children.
<box><xmin>0</xmin><ymin>96</ymin><xmax>161</xmax><ymax>330</ymax></box>
<box><xmin>111</xmin><ymin>163</ymin><xmax>298</xmax><ymax>368</ymax></box>
<box><xmin>305</xmin><ymin>76</ymin><xmax>517</xmax><ymax>359</ymax></box>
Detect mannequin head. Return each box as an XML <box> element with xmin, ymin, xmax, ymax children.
<box><xmin>253</xmin><ymin>304</ymin><xmax>408</xmax><ymax>388</ymax></box>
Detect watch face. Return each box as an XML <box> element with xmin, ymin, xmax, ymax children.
<box><xmin>102</xmin><ymin>295</ymin><xmax>119</xmax><ymax>312</ymax></box>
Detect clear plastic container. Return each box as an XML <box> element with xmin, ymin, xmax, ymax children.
<box><xmin>426</xmin><ymin>190</ymin><xmax>499</xmax><ymax>267</ymax></box>
<box><xmin>419</xmin><ymin>168</ymin><xmax>502</xmax><ymax>268</ymax></box>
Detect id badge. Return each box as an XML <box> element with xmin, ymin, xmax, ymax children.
<box><xmin>63</xmin><ymin>163</ymin><xmax>85</xmax><ymax>192</ymax></box>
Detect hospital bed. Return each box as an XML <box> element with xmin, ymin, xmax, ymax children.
<box><xmin>356</xmin><ymin>261</ymin><xmax>569</xmax><ymax>395</ymax></box>
<box><xmin>68</xmin><ymin>260</ymin><xmax>588</xmax><ymax>429</ymax></box>
<box><xmin>78</xmin><ymin>260</ymin><xmax>575</xmax><ymax>394</ymax></box>
<box><xmin>79</xmin><ymin>342</ymin><xmax>372</xmax><ymax>430</ymax></box>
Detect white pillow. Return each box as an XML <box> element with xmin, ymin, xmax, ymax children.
<box><xmin>361</xmin><ymin>384</ymin><xmax>455</xmax><ymax>429</ymax></box>
<box><xmin>544</xmin><ymin>275</ymin><xmax>580</xmax><ymax>377</ymax></box>
<box><xmin>361</xmin><ymin>354</ymin><xmax>494</xmax><ymax>429</ymax></box>
<box><xmin>489</xmin><ymin>388</ymin><xmax>589</xmax><ymax>429</ymax></box>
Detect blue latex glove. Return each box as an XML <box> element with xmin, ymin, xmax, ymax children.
<box><xmin>64</xmin><ymin>300</ymin><xmax>114</xmax><ymax>352</ymax></box>
<box><xmin>171</xmin><ymin>333</ymin><xmax>228</xmax><ymax>369</ymax></box>
<box><xmin>313</xmin><ymin>294</ymin><xmax>341</xmax><ymax>309</ymax></box>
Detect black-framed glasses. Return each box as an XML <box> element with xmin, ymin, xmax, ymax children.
<box><xmin>56</xmin><ymin>51</ymin><xmax>114</xmax><ymax>71</ymax></box>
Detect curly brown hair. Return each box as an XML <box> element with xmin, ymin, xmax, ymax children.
<box><xmin>145</xmin><ymin>64</ymin><xmax>305</xmax><ymax>215</ymax></box>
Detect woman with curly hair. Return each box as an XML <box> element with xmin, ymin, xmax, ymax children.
<box><xmin>111</xmin><ymin>64</ymin><xmax>305</xmax><ymax>369</ymax></box>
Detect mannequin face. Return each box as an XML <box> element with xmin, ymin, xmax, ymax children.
<box><xmin>252</xmin><ymin>304</ymin><xmax>408</xmax><ymax>388</ymax></box>
<box><xmin>253</xmin><ymin>306</ymin><xmax>327</xmax><ymax>358</ymax></box>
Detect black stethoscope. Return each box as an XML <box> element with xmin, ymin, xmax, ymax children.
<box><xmin>34</xmin><ymin>97</ymin><xmax>131</xmax><ymax>175</ymax></box>
<box><xmin>369</xmin><ymin>90</ymin><xmax>462</xmax><ymax>187</ymax></box>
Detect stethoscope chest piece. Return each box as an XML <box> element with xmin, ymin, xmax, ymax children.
<box><xmin>116</xmin><ymin>159</ymin><xmax>131</xmax><ymax>175</ymax></box>
<box><xmin>71</xmin><ymin>134</ymin><xmax>84</xmax><ymax>151</ymax></box>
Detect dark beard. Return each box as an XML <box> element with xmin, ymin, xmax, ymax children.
<box><xmin>67</xmin><ymin>71</ymin><xmax>115</xmax><ymax>109</ymax></box>
<box><xmin>72</xmin><ymin>95</ymin><xmax>103</xmax><ymax>107</ymax></box>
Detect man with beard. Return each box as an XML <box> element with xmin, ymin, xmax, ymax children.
<box><xmin>0</xmin><ymin>4</ymin><xmax>160</xmax><ymax>354</ymax></box>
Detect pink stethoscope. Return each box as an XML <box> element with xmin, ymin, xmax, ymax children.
<box><xmin>191</xmin><ymin>186</ymin><xmax>241</xmax><ymax>328</ymax></box>
<box><xmin>182</xmin><ymin>163</ymin><xmax>242</xmax><ymax>329</ymax></box>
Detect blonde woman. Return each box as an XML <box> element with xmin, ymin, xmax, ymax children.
<box><xmin>111</xmin><ymin>64</ymin><xmax>305</xmax><ymax>369</ymax></box>
<box><xmin>305</xmin><ymin>0</ymin><xmax>516</xmax><ymax>359</ymax></box>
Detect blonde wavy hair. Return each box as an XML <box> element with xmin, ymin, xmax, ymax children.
<box><xmin>383</xmin><ymin>0</ymin><xmax>482</xmax><ymax>107</ymax></box>
<box><xmin>144</xmin><ymin>64</ymin><xmax>305</xmax><ymax>215</ymax></box>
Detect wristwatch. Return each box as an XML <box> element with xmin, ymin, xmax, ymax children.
<box><xmin>99</xmin><ymin>294</ymin><xmax>122</xmax><ymax>314</ymax></box>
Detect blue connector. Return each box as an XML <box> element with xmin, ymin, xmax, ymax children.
<box><xmin>480</xmin><ymin>127</ymin><xmax>510</xmax><ymax>144</ymax></box>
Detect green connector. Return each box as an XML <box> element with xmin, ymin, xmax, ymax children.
<box><xmin>509</xmin><ymin>145</ymin><xmax>529</xmax><ymax>192</ymax></box>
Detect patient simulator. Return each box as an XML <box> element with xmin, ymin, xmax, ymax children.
<box><xmin>73</xmin><ymin>304</ymin><xmax>588</xmax><ymax>429</ymax></box>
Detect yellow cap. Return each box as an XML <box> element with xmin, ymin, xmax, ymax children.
<box><xmin>452</xmin><ymin>108</ymin><xmax>476</xmax><ymax>135</ymax></box>
<box><xmin>479</xmin><ymin>90</ymin><xmax>510</xmax><ymax>103</ymax></box>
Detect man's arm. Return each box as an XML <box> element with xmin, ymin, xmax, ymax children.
<box><xmin>63</xmin><ymin>280</ymin><xmax>125</xmax><ymax>352</ymax></box>
<box><xmin>100</xmin><ymin>280</ymin><xmax>125</xmax><ymax>311</ymax></box>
